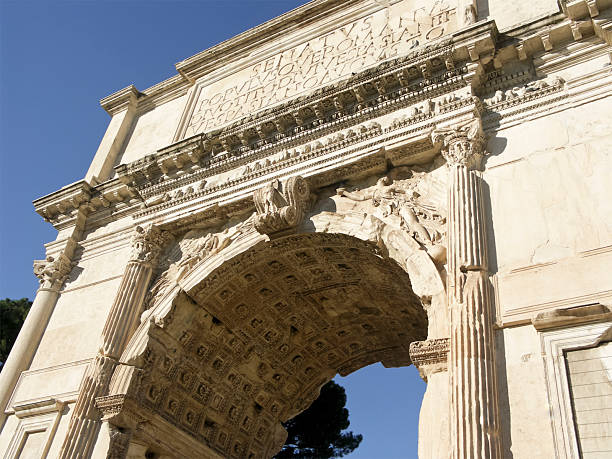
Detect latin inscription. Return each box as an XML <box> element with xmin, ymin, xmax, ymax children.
<box><xmin>184</xmin><ymin>1</ymin><xmax>457</xmax><ymax>137</ymax></box>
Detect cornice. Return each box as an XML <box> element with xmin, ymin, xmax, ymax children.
<box><xmin>136</xmin><ymin>74</ymin><xmax>191</xmax><ymax>113</ymax></box>
<box><xmin>33</xmin><ymin>181</ymin><xmax>93</xmax><ymax>226</ymax></box>
<box><xmin>100</xmin><ymin>85</ymin><xmax>142</xmax><ymax>116</ymax></box>
<box><xmin>33</xmin><ymin>178</ymin><xmax>142</xmax><ymax>229</ymax></box>
<box><xmin>561</xmin><ymin>0</ymin><xmax>612</xmax><ymax>20</ymax></box>
<box><xmin>96</xmin><ymin>0</ymin><xmax>612</xmax><ymax>120</ymax></box>
<box><xmin>532</xmin><ymin>303</ymin><xmax>612</xmax><ymax>330</ymax></box>
<box><xmin>117</xmin><ymin>60</ymin><xmax>469</xmax><ymax>202</ymax></box>
<box><xmin>112</xmin><ymin>23</ymin><xmax>499</xmax><ymax>201</ymax></box>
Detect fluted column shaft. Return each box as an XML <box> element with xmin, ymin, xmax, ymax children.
<box><xmin>433</xmin><ymin>118</ymin><xmax>501</xmax><ymax>459</ymax></box>
<box><xmin>59</xmin><ymin>225</ymin><xmax>169</xmax><ymax>459</ymax></box>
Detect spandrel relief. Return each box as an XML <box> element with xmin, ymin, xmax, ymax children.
<box><xmin>144</xmin><ymin>218</ymin><xmax>254</xmax><ymax>311</ymax></box>
<box><xmin>333</xmin><ymin>165</ymin><xmax>448</xmax><ymax>268</ymax></box>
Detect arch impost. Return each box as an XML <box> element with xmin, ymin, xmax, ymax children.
<box><xmin>409</xmin><ymin>338</ymin><xmax>450</xmax><ymax>381</ymax></box>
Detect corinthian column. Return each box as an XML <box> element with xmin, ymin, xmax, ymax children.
<box><xmin>432</xmin><ymin>119</ymin><xmax>501</xmax><ymax>459</ymax></box>
<box><xmin>59</xmin><ymin>225</ymin><xmax>170</xmax><ymax>459</ymax></box>
<box><xmin>0</xmin><ymin>252</ymin><xmax>72</xmax><ymax>429</ymax></box>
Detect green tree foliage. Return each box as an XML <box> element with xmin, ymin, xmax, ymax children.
<box><xmin>275</xmin><ymin>380</ymin><xmax>363</xmax><ymax>458</ymax></box>
<box><xmin>0</xmin><ymin>298</ymin><xmax>32</xmax><ymax>369</ymax></box>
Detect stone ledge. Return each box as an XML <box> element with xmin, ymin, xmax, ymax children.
<box><xmin>532</xmin><ymin>303</ymin><xmax>612</xmax><ymax>330</ymax></box>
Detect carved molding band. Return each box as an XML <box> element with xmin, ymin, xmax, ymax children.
<box><xmin>409</xmin><ymin>338</ymin><xmax>450</xmax><ymax>380</ymax></box>
<box><xmin>253</xmin><ymin>175</ymin><xmax>310</xmax><ymax>236</ymax></box>
<box><xmin>409</xmin><ymin>338</ymin><xmax>450</xmax><ymax>367</ymax></box>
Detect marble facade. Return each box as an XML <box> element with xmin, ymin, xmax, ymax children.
<box><xmin>1</xmin><ymin>0</ymin><xmax>611</xmax><ymax>457</ymax></box>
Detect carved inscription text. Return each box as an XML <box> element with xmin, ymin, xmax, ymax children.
<box><xmin>184</xmin><ymin>1</ymin><xmax>457</xmax><ymax>136</ymax></box>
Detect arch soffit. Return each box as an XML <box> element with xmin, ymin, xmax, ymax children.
<box><xmin>121</xmin><ymin>206</ymin><xmax>445</xmax><ymax>366</ymax></box>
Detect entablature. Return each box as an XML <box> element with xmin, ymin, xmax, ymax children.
<box><xmin>33</xmin><ymin>1</ymin><xmax>612</xmax><ymax>234</ymax></box>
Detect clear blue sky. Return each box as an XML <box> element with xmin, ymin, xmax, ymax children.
<box><xmin>0</xmin><ymin>1</ymin><xmax>425</xmax><ymax>457</ymax></box>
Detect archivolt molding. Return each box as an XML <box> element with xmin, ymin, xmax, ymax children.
<box><xmin>139</xmin><ymin>165</ymin><xmax>448</xmax><ymax>327</ymax></box>
<box><xmin>253</xmin><ymin>176</ymin><xmax>311</xmax><ymax>236</ymax></box>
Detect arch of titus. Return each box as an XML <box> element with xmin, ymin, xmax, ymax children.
<box><xmin>2</xmin><ymin>0</ymin><xmax>612</xmax><ymax>457</ymax></box>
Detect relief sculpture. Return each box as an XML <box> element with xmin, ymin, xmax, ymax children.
<box><xmin>253</xmin><ymin>176</ymin><xmax>311</xmax><ymax>236</ymax></box>
<box><xmin>145</xmin><ymin>219</ymin><xmax>253</xmax><ymax>311</ymax></box>
<box><xmin>336</xmin><ymin>167</ymin><xmax>447</xmax><ymax>266</ymax></box>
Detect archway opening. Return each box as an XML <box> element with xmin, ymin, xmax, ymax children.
<box><xmin>334</xmin><ymin>363</ymin><xmax>425</xmax><ymax>458</ymax></box>
<box><xmin>120</xmin><ymin>232</ymin><xmax>429</xmax><ymax>458</ymax></box>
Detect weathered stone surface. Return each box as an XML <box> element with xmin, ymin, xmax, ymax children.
<box><xmin>2</xmin><ymin>0</ymin><xmax>612</xmax><ymax>458</ymax></box>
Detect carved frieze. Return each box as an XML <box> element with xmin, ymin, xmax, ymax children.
<box><xmin>482</xmin><ymin>75</ymin><xmax>565</xmax><ymax>109</ymax></box>
<box><xmin>253</xmin><ymin>176</ymin><xmax>311</xmax><ymax>236</ymax></box>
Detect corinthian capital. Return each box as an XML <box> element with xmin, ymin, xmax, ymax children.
<box><xmin>33</xmin><ymin>253</ymin><xmax>72</xmax><ymax>291</ymax></box>
<box><xmin>130</xmin><ymin>225</ymin><xmax>171</xmax><ymax>265</ymax></box>
<box><xmin>432</xmin><ymin>118</ymin><xmax>486</xmax><ymax>170</ymax></box>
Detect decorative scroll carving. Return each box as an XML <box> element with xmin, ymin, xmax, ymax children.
<box><xmin>253</xmin><ymin>176</ymin><xmax>310</xmax><ymax>235</ymax></box>
<box><xmin>33</xmin><ymin>253</ymin><xmax>72</xmax><ymax>291</ymax></box>
<box><xmin>432</xmin><ymin>118</ymin><xmax>486</xmax><ymax>170</ymax></box>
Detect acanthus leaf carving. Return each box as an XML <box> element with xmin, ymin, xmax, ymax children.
<box><xmin>130</xmin><ymin>224</ymin><xmax>173</xmax><ymax>265</ymax></box>
<box><xmin>431</xmin><ymin>117</ymin><xmax>486</xmax><ymax>170</ymax></box>
<box><xmin>253</xmin><ymin>175</ymin><xmax>310</xmax><ymax>236</ymax></box>
<box><xmin>33</xmin><ymin>253</ymin><xmax>72</xmax><ymax>291</ymax></box>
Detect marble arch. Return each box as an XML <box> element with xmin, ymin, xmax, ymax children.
<box><xmin>2</xmin><ymin>0</ymin><xmax>612</xmax><ymax>458</ymax></box>
<box><xmin>93</xmin><ymin>198</ymin><xmax>448</xmax><ymax>457</ymax></box>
